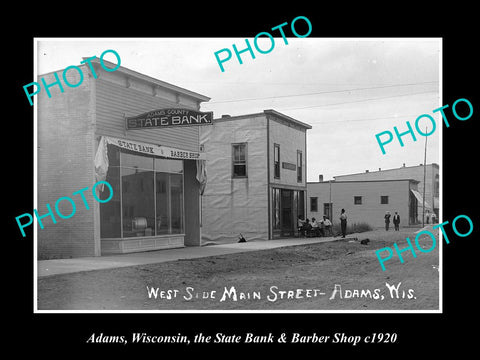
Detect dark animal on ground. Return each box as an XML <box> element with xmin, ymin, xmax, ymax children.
<box><xmin>238</xmin><ymin>233</ymin><xmax>246</xmax><ymax>243</ymax></box>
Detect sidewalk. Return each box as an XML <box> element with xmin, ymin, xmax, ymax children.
<box><xmin>38</xmin><ymin>235</ymin><xmax>355</xmax><ymax>277</ymax></box>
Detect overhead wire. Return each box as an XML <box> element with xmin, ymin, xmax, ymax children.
<box><xmin>305</xmin><ymin>113</ymin><xmax>425</xmax><ymax>125</ymax></box>
<box><xmin>202</xmin><ymin>81</ymin><xmax>440</xmax><ymax>125</ymax></box>
<box><xmin>205</xmin><ymin>81</ymin><xmax>439</xmax><ymax>104</ymax></box>
<box><xmin>280</xmin><ymin>90</ymin><xmax>439</xmax><ymax>111</ymax></box>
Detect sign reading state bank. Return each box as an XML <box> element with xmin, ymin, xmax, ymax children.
<box><xmin>126</xmin><ymin>108</ymin><xmax>213</xmax><ymax>130</ymax></box>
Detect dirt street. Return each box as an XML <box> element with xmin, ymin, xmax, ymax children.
<box><xmin>37</xmin><ymin>227</ymin><xmax>440</xmax><ymax>311</ymax></box>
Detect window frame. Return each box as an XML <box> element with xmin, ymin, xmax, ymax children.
<box><xmin>274</xmin><ymin>143</ymin><xmax>280</xmax><ymax>179</ymax></box>
<box><xmin>380</xmin><ymin>195</ymin><xmax>389</xmax><ymax>204</ymax></box>
<box><xmin>272</xmin><ymin>188</ymin><xmax>281</xmax><ymax>230</ymax></box>
<box><xmin>99</xmin><ymin>145</ymin><xmax>185</xmax><ymax>239</ymax></box>
<box><xmin>297</xmin><ymin>150</ymin><xmax>303</xmax><ymax>183</ymax></box>
<box><xmin>354</xmin><ymin>196</ymin><xmax>362</xmax><ymax>205</ymax></box>
<box><xmin>232</xmin><ymin>142</ymin><xmax>248</xmax><ymax>178</ymax></box>
<box><xmin>434</xmin><ymin>174</ymin><xmax>439</xmax><ymax>197</ymax></box>
<box><xmin>310</xmin><ymin>197</ymin><xmax>318</xmax><ymax>212</ymax></box>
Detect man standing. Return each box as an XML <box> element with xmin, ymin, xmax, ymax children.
<box><xmin>323</xmin><ymin>215</ymin><xmax>332</xmax><ymax>236</ymax></box>
<box><xmin>393</xmin><ymin>211</ymin><xmax>400</xmax><ymax>231</ymax></box>
<box><xmin>340</xmin><ymin>209</ymin><xmax>347</xmax><ymax>238</ymax></box>
<box><xmin>297</xmin><ymin>215</ymin><xmax>305</xmax><ymax>237</ymax></box>
<box><xmin>384</xmin><ymin>211</ymin><xmax>391</xmax><ymax>231</ymax></box>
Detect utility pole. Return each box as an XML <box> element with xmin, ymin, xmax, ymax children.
<box><xmin>422</xmin><ymin>126</ymin><xmax>427</xmax><ymax>227</ymax></box>
<box><xmin>329</xmin><ymin>180</ymin><xmax>332</xmax><ymax>220</ymax></box>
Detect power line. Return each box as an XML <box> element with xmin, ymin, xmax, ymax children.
<box><xmin>187</xmin><ymin>80</ymin><xmax>436</xmax><ymax>87</ymax></box>
<box><xmin>279</xmin><ymin>90</ymin><xmax>439</xmax><ymax>111</ymax></box>
<box><xmin>206</xmin><ymin>81</ymin><xmax>438</xmax><ymax>104</ymax></box>
<box><xmin>306</xmin><ymin>113</ymin><xmax>425</xmax><ymax>125</ymax></box>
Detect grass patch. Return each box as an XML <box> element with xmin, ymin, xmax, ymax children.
<box><xmin>332</xmin><ymin>222</ymin><xmax>373</xmax><ymax>235</ymax></box>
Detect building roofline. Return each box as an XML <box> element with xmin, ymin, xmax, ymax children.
<box><xmin>263</xmin><ymin>109</ymin><xmax>312</xmax><ymax>129</ymax></box>
<box><xmin>213</xmin><ymin>112</ymin><xmax>265</xmax><ymax>122</ymax></box>
<box><xmin>333</xmin><ymin>163</ymin><xmax>439</xmax><ymax>179</ymax></box>
<box><xmin>213</xmin><ymin>109</ymin><xmax>312</xmax><ymax>129</ymax></box>
<box><xmin>307</xmin><ymin>178</ymin><xmax>420</xmax><ymax>185</ymax></box>
<box><xmin>39</xmin><ymin>57</ymin><xmax>211</xmax><ymax>103</ymax></box>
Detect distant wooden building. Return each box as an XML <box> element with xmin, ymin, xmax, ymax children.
<box><xmin>307</xmin><ymin>179</ymin><xmax>420</xmax><ymax>229</ymax></box>
<box><xmin>334</xmin><ymin>163</ymin><xmax>439</xmax><ymax>220</ymax></box>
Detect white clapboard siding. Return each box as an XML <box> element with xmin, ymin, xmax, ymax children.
<box><xmin>95</xmin><ymin>79</ymin><xmax>200</xmax><ymax>151</ymax></box>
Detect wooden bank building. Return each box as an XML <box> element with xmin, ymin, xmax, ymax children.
<box><xmin>37</xmin><ymin>58</ymin><xmax>210</xmax><ymax>258</ymax></box>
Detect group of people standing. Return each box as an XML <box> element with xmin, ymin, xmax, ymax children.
<box><xmin>299</xmin><ymin>207</ymin><xmax>425</xmax><ymax>239</ymax></box>
<box><xmin>384</xmin><ymin>211</ymin><xmax>401</xmax><ymax>231</ymax></box>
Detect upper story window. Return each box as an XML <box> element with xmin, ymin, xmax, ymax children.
<box><xmin>297</xmin><ymin>150</ymin><xmax>303</xmax><ymax>182</ymax></box>
<box><xmin>274</xmin><ymin>143</ymin><xmax>280</xmax><ymax>179</ymax></box>
<box><xmin>232</xmin><ymin>143</ymin><xmax>247</xmax><ymax>178</ymax></box>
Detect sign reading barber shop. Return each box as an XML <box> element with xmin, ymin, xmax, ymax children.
<box><xmin>126</xmin><ymin>108</ymin><xmax>213</xmax><ymax>130</ymax></box>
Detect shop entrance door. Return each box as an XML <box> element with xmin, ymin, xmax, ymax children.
<box><xmin>281</xmin><ymin>189</ymin><xmax>294</xmax><ymax>237</ymax></box>
<box><xmin>272</xmin><ymin>188</ymin><xmax>305</xmax><ymax>238</ymax></box>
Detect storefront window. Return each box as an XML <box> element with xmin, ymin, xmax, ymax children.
<box><xmin>272</xmin><ymin>188</ymin><xmax>280</xmax><ymax>230</ymax></box>
<box><xmin>100</xmin><ymin>146</ymin><xmax>184</xmax><ymax>239</ymax></box>
<box><xmin>298</xmin><ymin>190</ymin><xmax>305</xmax><ymax>219</ymax></box>
<box><xmin>121</xmin><ymin>152</ymin><xmax>155</xmax><ymax>238</ymax></box>
<box><xmin>155</xmin><ymin>172</ymin><xmax>169</xmax><ymax>235</ymax></box>
<box><xmin>155</xmin><ymin>158</ymin><xmax>183</xmax><ymax>235</ymax></box>
<box><xmin>170</xmin><ymin>173</ymin><xmax>183</xmax><ymax>234</ymax></box>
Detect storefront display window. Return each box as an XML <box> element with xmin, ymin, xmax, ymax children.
<box><xmin>155</xmin><ymin>158</ymin><xmax>183</xmax><ymax>235</ymax></box>
<box><xmin>121</xmin><ymin>152</ymin><xmax>155</xmax><ymax>238</ymax></box>
<box><xmin>100</xmin><ymin>145</ymin><xmax>184</xmax><ymax>239</ymax></box>
<box><xmin>272</xmin><ymin>188</ymin><xmax>280</xmax><ymax>230</ymax></box>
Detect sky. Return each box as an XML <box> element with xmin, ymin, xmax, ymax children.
<box><xmin>36</xmin><ymin>38</ymin><xmax>441</xmax><ymax>181</ymax></box>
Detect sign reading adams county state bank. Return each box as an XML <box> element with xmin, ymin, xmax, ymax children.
<box><xmin>126</xmin><ymin>108</ymin><xmax>213</xmax><ymax>130</ymax></box>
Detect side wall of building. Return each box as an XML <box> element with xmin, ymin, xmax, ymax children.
<box><xmin>200</xmin><ymin>115</ymin><xmax>269</xmax><ymax>243</ymax></box>
<box><xmin>307</xmin><ymin>181</ymin><xmax>411</xmax><ymax>229</ymax></box>
<box><xmin>334</xmin><ymin>164</ymin><xmax>439</xmax><ymax>215</ymax></box>
<box><xmin>37</xmin><ymin>67</ymin><xmax>97</xmax><ymax>259</ymax></box>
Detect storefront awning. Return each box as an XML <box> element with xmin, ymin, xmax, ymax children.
<box><xmin>103</xmin><ymin>135</ymin><xmax>206</xmax><ymax>160</ymax></box>
<box><xmin>95</xmin><ymin>136</ymin><xmax>207</xmax><ymax>194</ymax></box>
<box><xmin>410</xmin><ymin>189</ymin><xmax>431</xmax><ymax>209</ymax></box>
